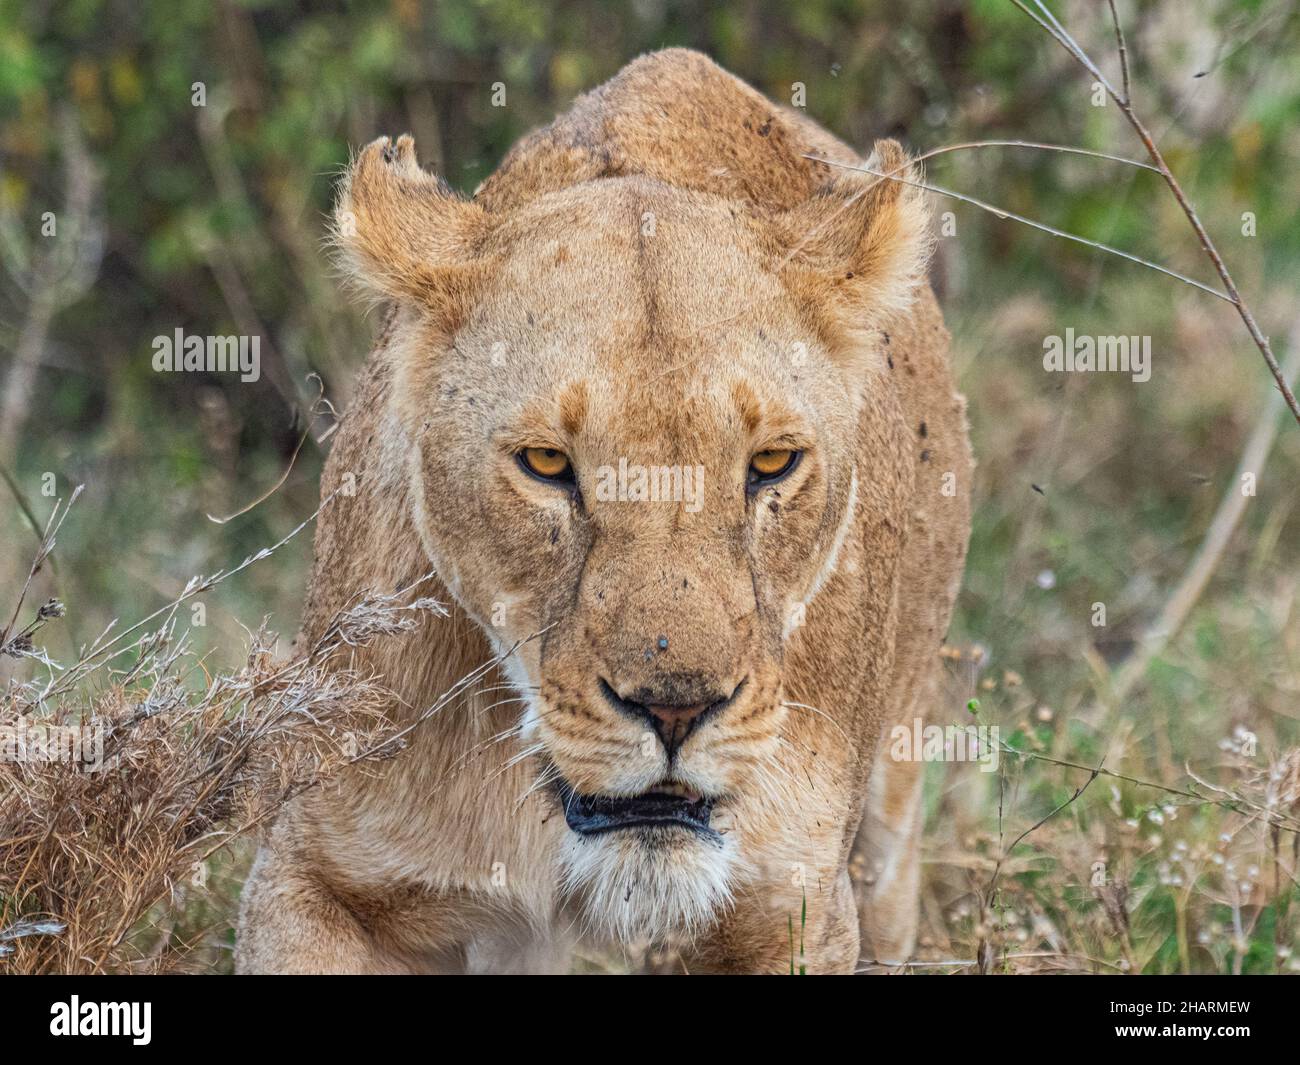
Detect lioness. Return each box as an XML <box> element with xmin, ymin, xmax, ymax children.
<box><xmin>237</xmin><ymin>48</ymin><xmax>971</xmax><ymax>974</ymax></box>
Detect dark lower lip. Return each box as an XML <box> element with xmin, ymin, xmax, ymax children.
<box><xmin>555</xmin><ymin>780</ymin><xmax>719</xmax><ymax>839</ymax></box>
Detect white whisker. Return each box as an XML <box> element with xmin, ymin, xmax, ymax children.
<box><xmin>781</xmin><ymin>700</ymin><xmax>851</xmax><ymax>743</ymax></box>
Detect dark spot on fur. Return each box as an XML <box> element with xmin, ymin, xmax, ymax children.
<box><xmin>550</xmin><ymin>527</ymin><xmax>559</xmax><ymax>544</ymax></box>
<box><xmin>757</xmin><ymin>117</ymin><xmax>772</xmax><ymax>137</ymax></box>
<box><xmin>769</xmin><ymin>499</ymin><xmax>780</xmax><ymax>513</ymax></box>
<box><xmin>920</xmin><ymin>449</ymin><xmax>931</xmax><ymax>462</ymax></box>
<box><xmin>881</xmin><ymin>331</ymin><xmax>891</xmax><ymax>346</ymax></box>
<box><xmin>919</xmin><ymin>420</ymin><xmax>928</xmax><ymax>438</ymax></box>
<box><xmin>887</xmin><ymin>355</ymin><xmax>895</xmax><ymax>370</ymax></box>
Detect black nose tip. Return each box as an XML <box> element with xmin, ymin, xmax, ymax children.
<box><xmin>599</xmin><ymin>677</ymin><xmax>745</xmax><ymax>756</ymax></box>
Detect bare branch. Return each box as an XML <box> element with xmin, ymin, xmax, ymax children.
<box><xmin>1010</xmin><ymin>0</ymin><xmax>1300</xmax><ymax>424</ymax></box>
<box><xmin>805</xmin><ymin>154</ymin><xmax>1232</xmax><ymax>301</ymax></box>
<box><xmin>1106</xmin><ymin>0</ymin><xmax>1132</xmax><ymax>103</ymax></box>
<box><xmin>909</xmin><ymin>138</ymin><xmax>1157</xmax><ymax>171</ymax></box>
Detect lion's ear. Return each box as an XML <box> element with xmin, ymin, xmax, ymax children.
<box><xmin>777</xmin><ymin>139</ymin><xmax>931</xmax><ymax>355</ymax></box>
<box><xmin>332</xmin><ymin>135</ymin><xmax>492</xmax><ymax>323</ymax></box>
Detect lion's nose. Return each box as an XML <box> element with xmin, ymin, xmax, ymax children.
<box><xmin>643</xmin><ymin>701</ymin><xmax>711</xmax><ymax>754</ymax></box>
<box><xmin>600</xmin><ymin>677</ymin><xmax>745</xmax><ymax>756</ymax></box>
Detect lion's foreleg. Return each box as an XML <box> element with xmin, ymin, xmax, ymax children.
<box><xmin>235</xmin><ymin>844</ymin><xmax>400</xmax><ymax>974</ymax></box>
<box><xmin>682</xmin><ymin>868</ymin><xmax>860</xmax><ymax>974</ymax></box>
<box><xmin>853</xmin><ymin>668</ymin><xmax>937</xmax><ymax>967</ymax></box>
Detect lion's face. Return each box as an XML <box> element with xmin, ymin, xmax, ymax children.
<box><xmin>336</xmin><ymin>136</ymin><xmax>927</xmax><ymax>937</ymax></box>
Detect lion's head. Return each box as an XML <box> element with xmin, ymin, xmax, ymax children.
<box><xmin>333</xmin><ymin>133</ymin><xmax>929</xmax><ymax>938</ymax></box>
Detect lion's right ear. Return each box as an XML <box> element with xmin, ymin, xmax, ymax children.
<box><xmin>774</xmin><ymin>139</ymin><xmax>931</xmax><ymax>362</ymax></box>
<box><xmin>332</xmin><ymin>135</ymin><xmax>492</xmax><ymax>323</ymax></box>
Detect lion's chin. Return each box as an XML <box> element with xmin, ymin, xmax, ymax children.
<box><xmin>558</xmin><ymin>821</ymin><xmax>738</xmax><ymax>943</ymax></box>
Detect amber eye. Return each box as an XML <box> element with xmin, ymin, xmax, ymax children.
<box><xmin>748</xmin><ymin>449</ymin><xmax>800</xmax><ymax>486</ymax></box>
<box><xmin>519</xmin><ymin>447</ymin><xmax>574</xmax><ymax>483</ymax></box>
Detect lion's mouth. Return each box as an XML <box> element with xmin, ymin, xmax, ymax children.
<box><xmin>555</xmin><ymin>779</ymin><xmax>718</xmax><ymax>838</ymax></box>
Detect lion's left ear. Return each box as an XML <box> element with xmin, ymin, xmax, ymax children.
<box><xmin>332</xmin><ymin>135</ymin><xmax>493</xmax><ymax>326</ymax></box>
<box><xmin>775</xmin><ymin>139</ymin><xmax>931</xmax><ymax>358</ymax></box>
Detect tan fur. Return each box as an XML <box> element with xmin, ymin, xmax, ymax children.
<box><xmin>236</xmin><ymin>49</ymin><xmax>971</xmax><ymax>974</ymax></box>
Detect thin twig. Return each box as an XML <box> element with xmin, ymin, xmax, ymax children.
<box><xmin>207</xmin><ymin>375</ymin><xmax>336</xmax><ymax>524</ymax></box>
<box><xmin>997</xmin><ymin>740</ymin><xmax>1300</xmax><ymax>834</ymax></box>
<box><xmin>805</xmin><ymin>154</ymin><xmax>1231</xmax><ymax>301</ymax></box>
<box><xmin>1106</xmin><ymin>0</ymin><xmax>1131</xmax><ymax>104</ymax></box>
<box><xmin>41</xmin><ymin>487</ymin><xmax>342</xmax><ymax>696</ymax></box>
<box><xmin>910</xmin><ymin>138</ymin><xmax>1157</xmax><ymax>172</ymax></box>
<box><xmin>985</xmin><ymin>765</ymin><xmax>1102</xmax><ymax>899</ymax></box>
<box><xmin>1011</xmin><ymin>0</ymin><xmax>1300</xmax><ymax>424</ymax></box>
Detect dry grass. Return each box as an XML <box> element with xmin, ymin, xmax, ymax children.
<box><xmin>0</xmin><ymin>492</ymin><xmax>444</xmax><ymax>973</ymax></box>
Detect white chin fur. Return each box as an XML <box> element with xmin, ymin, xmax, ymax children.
<box><xmin>559</xmin><ymin>826</ymin><xmax>738</xmax><ymax>943</ymax></box>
